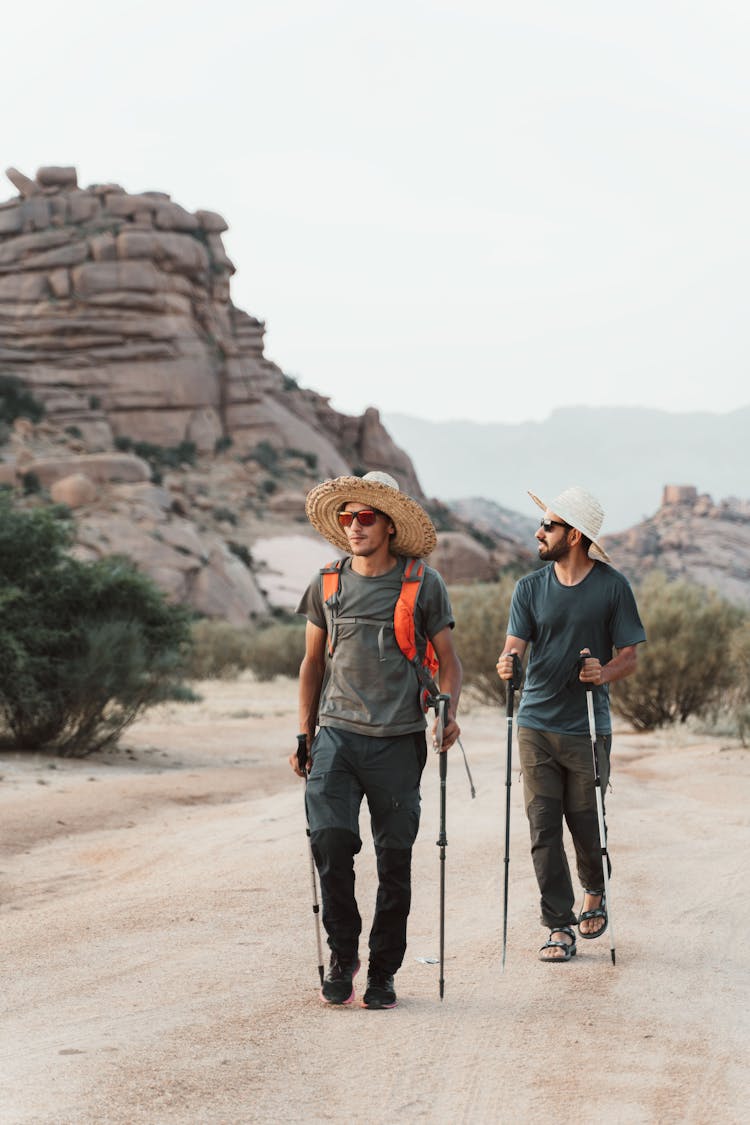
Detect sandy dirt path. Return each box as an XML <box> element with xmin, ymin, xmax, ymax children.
<box><xmin>1</xmin><ymin>674</ymin><xmax>747</xmax><ymax>1124</ymax></box>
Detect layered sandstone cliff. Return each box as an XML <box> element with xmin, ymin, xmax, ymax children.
<box><xmin>1</xmin><ymin>165</ymin><xmax>523</xmax><ymax>618</ymax></box>
<box><xmin>0</xmin><ymin>165</ymin><xmax>419</xmax><ymax>492</ymax></box>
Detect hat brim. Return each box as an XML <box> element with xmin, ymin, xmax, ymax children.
<box><xmin>528</xmin><ymin>490</ymin><xmax>611</xmax><ymax>562</ymax></box>
<box><xmin>306</xmin><ymin>476</ymin><xmax>437</xmax><ymax>557</ymax></box>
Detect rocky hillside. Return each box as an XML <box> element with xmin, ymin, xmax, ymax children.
<box><xmin>0</xmin><ymin>165</ymin><xmax>530</xmax><ymax>617</ymax></box>
<box><xmin>602</xmin><ymin>485</ymin><xmax>750</xmax><ymax>606</ymax></box>
<box><xmin>0</xmin><ymin>164</ymin><xmax>418</xmax><ymax>490</ymax></box>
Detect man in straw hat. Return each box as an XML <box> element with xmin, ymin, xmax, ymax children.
<box><xmin>496</xmin><ymin>486</ymin><xmax>645</xmax><ymax>963</ymax></box>
<box><xmin>290</xmin><ymin>470</ymin><xmax>462</xmax><ymax>1008</ymax></box>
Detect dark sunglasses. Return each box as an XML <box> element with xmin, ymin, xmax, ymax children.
<box><xmin>539</xmin><ymin>518</ymin><xmax>570</xmax><ymax>532</ymax></box>
<box><xmin>337</xmin><ymin>508</ymin><xmax>382</xmax><ymax>529</ymax></box>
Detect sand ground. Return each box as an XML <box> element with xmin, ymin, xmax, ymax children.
<box><xmin>1</xmin><ymin>673</ymin><xmax>748</xmax><ymax>1124</ymax></box>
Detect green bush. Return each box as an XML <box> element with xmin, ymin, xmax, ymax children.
<box><xmin>450</xmin><ymin>578</ymin><xmax>516</xmax><ymax>706</ymax></box>
<box><xmin>610</xmin><ymin>572</ymin><xmax>744</xmax><ymax>730</ymax></box>
<box><xmin>0</xmin><ymin>497</ymin><xmax>191</xmax><ymax>755</ymax></box>
<box><xmin>727</xmin><ymin>619</ymin><xmax>750</xmax><ymax>744</ymax></box>
<box><xmin>114</xmin><ymin>438</ymin><xmax>198</xmax><ymax>477</ymax></box>
<box><xmin>247</xmin><ymin>441</ymin><xmax>278</xmax><ymax>471</ymax></box>
<box><xmin>247</xmin><ymin>622</ymin><xmax>306</xmax><ymax>680</ymax></box>
<box><xmin>0</xmin><ymin>374</ymin><xmax>45</xmax><ymax>425</ymax></box>
<box><xmin>184</xmin><ymin>620</ymin><xmax>255</xmax><ymax>679</ymax></box>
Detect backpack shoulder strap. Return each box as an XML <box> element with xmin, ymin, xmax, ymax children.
<box><xmin>320</xmin><ymin>558</ymin><xmax>345</xmax><ymax>656</ymax></box>
<box><xmin>393</xmin><ymin>558</ymin><xmax>424</xmax><ymax>663</ymax></box>
<box><xmin>394</xmin><ymin>559</ymin><xmax>440</xmax><ymax>710</ymax></box>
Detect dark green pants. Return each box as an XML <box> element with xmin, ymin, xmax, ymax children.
<box><xmin>518</xmin><ymin>727</ymin><xmax>612</xmax><ymax>930</ymax></box>
<box><xmin>306</xmin><ymin>725</ymin><xmax>427</xmax><ymax>974</ymax></box>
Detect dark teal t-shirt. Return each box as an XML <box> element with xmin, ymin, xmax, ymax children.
<box><xmin>507</xmin><ymin>561</ymin><xmax>646</xmax><ymax>736</ymax></box>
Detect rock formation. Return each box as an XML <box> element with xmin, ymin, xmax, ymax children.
<box><xmin>602</xmin><ymin>486</ymin><xmax>750</xmax><ymax>606</ymax></box>
<box><xmin>0</xmin><ymin>165</ymin><xmax>532</xmax><ymax>620</ymax></box>
<box><xmin>0</xmin><ymin>165</ymin><xmax>419</xmax><ymax>491</ymax></box>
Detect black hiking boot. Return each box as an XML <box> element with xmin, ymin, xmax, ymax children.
<box><xmin>320</xmin><ymin>952</ymin><xmax>360</xmax><ymax>1005</ymax></box>
<box><xmin>362</xmin><ymin>969</ymin><xmax>397</xmax><ymax>1009</ymax></box>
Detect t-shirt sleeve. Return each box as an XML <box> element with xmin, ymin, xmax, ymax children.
<box><xmin>610</xmin><ymin>577</ymin><xmax>647</xmax><ymax>648</ymax></box>
<box><xmin>507</xmin><ymin>579</ymin><xmax>534</xmax><ymax>641</ymax></box>
<box><xmin>296</xmin><ymin>573</ymin><xmax>326</xmax><ymax>630</ymax></box>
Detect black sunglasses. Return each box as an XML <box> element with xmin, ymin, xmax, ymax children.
<box><xmin>337</xmin><ymin>508</ymin><xmax>383</xmax><ymax>529</ymax></box>
<box><xmin>539</xmin><ymin>518</ymin><xmax>570</xmax><ymax>533</ymax></box>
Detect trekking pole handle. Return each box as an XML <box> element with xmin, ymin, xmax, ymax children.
<box><xmin>578</xmin><ymin>652</ymin><xmax>597</xmax><ymax>691</ymax></box>
<box><xmin>433</xmin><ymin>692</ymin><xmax>450</xmax><ymax>754</ymax></box>
<box><xmin>510</xmin><ymin>653</ymin><xmax>522</xmax><ymax>691</ymax></box>
<box><xmin>296</xmin><ymin>733</ymin><xmax>309</xmax><ymax>773</ymax></box>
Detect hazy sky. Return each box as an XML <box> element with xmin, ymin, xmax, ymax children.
<box><xmin>5</xmin><ymin>1</ymin><xmax>749</xmax><ymax>424</ymax></box>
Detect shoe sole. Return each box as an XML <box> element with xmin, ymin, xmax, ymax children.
<box><xmin>361</xmin><ymin>998</ymin><xmax>397</xmax><ymax>1009</ymax></box>
<box><xmin>319</xmin><ymin>961</ymin><xmax>360</xmax><ymax>1005</ymax></box>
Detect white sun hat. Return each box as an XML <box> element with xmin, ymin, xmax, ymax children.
<box><xmin>306</xmin><ymin>471</ymin><xmax>437</xmax><ymax>557</ymax></box>
<box><xmin>528</xmin><ymin>485</ymin><xmax>611</xmax><ymax>562</ymax></box>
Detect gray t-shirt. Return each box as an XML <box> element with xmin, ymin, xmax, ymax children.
<box><xmin>507</xmin><ymin>561</ymin><xmax>646</xmax><ymax>736</ymax></box>
<box><xmin>297</xmin><ymin>556</ymin><xmax>454</xmax><ymax>737</ymax></box>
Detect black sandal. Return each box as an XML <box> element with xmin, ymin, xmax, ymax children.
<box><xmin>578</xmin><ymin>889</ymin><xmax>608</xmax><ymax>939</ymax></box>
<box><xmin>538</xmin><ymin>926</ymin><xmax>577</xmax><ymax>963</ymax></box>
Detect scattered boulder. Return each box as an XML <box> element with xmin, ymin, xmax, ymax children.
<box><xmin>50</xmin><ymin>473</ymin><xmax>97</xmax><ymax>508</ymax></box>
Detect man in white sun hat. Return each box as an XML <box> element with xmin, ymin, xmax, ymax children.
<box><xmin>497</xmin><ymin>486</ymin><xmax>645</xmax><ymax>963</ymax></box>
<box><xmin>290</xmin><ymin>470</ymin><xmax>462</xmax><ymax>1008</ymax></box>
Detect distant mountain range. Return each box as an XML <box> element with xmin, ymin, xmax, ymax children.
<box><xmin>383</xmin><ymin>406</ymin><xmax>750</xmax><ymax>533</ymax></box>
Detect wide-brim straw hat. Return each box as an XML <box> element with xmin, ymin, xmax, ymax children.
<box><xmin>528</xmin><ymin>485</ymin><xmax>611</xmax><ymax>562</ymax></box>
<box><xmin>306</xmin><ymin>471</ymin><xmax>437</xmax><ymax>557</ymax></box>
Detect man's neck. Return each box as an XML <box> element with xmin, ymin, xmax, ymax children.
<box><xmin>553</xmin><ymin>551</ymin><xmax>595</xmax><ymax>587</ymax></box>
<box><xmin>350</xmin><ymin>549</ymin><xmax>399</xmax><ymax>578</ymax></box>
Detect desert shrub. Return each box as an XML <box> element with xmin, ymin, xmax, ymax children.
<box><xmin>246</xmin><ymin>622</ymin><xmax>306</xmax><ymax>680</ymax></box>
<box><xmin>0</xmin><ymin>374</ymin><xmax>45</xmax><ymax>425</ymax></box>
<box><xmin>132</xmin><ymin>440</ymin><xmax>198</xmax><ymax>472</ymax></box>
<box><xmin>727</xmin><ymin>618</ymin><xmax>750</xmax><ymax>744</ymax></box>
<box><xmin>247</xmin><ymin>441</ymin><xmax>278</xmax><ymax>471</ymax></box>
<box><xmin>21</xmin><ymin>471</ymin><xmax>42</xmax><ymax>494</ymax></box>
<box><xmin>184</xmin><ymin>620</ymin><xmax>255</xmax><ymax>679</ymax></box>
<box><xmin>449</xmin><ymin>578</ymin><xmax>517</xmax><ymax>706</ymax></box>
<box><xmin>610</xmin><ymin>572</ymin><xmax>744</xmax><ymax>730</ymax></box>
<box><xmin>285</xmin><ymin>447</ymin><xmax>318</xmax><ymax>472</ymax></box>
<box><xmin>214</xmin><ymin>435</ymin><xmax>233</xmax><ymax>454</ymax></box>
<box><xmin>0</xmin><ymin>497</ymin><xmax>191</xmax><ymax>755</ymax></box>
<box><xmin>227</xmin><ymin>541</ymin><xmax>253</xmax><ymax>569</ymax></box>
<box><xmin>184</xmin><ymin>619</ymin><xmax>305</xmax><ymax>681</ymax></box>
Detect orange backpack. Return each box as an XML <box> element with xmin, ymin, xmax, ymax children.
<box><xmin>320</xmin><ymin>557</ymin><xmax>440</xmax><ymax>712</ymax></box>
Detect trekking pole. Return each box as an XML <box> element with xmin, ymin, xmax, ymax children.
<box><xmin>424</xmin><ymin>675</ymin><xmax>474</xmax><ymax>798</ymax></box>
<box><xmin>502</xmin><ymin>654</ymin><xmax>522</xmax><ymax>972</ymax></box>
<box><xmin>579</xmin><ymin>665</ymin><xmax>617</xmax><ymax>966</ymax></box>
<box><xmin>456</xmin><ymin>737</ymin><xmax>476</xmax><ymax>798</ymax></box>
<box><xmin>433</xmin><ymin>692</ymin><xmax>450</xmax><ymax>1000</ymax></box>
<box><xmin>296</xmin><ymin>734</ymin><xmax>325</xmax><ymax>985</ymax></box>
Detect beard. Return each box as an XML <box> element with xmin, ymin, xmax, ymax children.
<box><xmin>538</xmin><ymin>538</ymin><xmax>571</xmax><ymax>562</ymax></box>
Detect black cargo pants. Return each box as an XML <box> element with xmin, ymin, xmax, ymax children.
<box><xmin>305</xmin><ymin>725</ymin><xmax>427</xmax><ymax>974</ymax></box>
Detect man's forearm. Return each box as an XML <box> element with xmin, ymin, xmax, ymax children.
<box><xmin>299</xmin><ymin>656</ymin><xmax>324</xmax><ymax>736</ymax></box>
<box><xmin>602</xmin><ymin>646</ymin><xmax>638</xmax><ymax>685</ymax></box>
<box><xmin>438</xmin><ymin>655</ymin><xmax>463</xmax><ymax>718</ymax></box>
